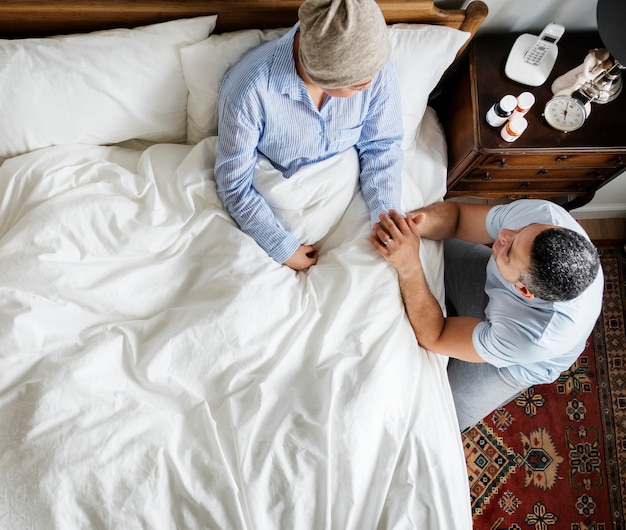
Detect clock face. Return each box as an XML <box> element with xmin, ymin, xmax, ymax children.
<box><xmin>543</xmin><ymin>95</ymin><xmax>587</xmax><ymax>132</ymax></box>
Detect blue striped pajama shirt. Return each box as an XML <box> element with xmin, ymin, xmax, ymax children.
<box><xmin>215</xmin><ymin>24</ymin><xmax>404</xmax><ymax>264</ymax></box>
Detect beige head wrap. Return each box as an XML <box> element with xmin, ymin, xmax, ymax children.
<box><xmin>298</xmin><ymin>0</ymin><xmax>391</xmax><ymax>89</ymax></box>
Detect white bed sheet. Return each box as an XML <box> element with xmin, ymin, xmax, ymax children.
<box><xmin>0</xmin><ymin>108</ymin><xmax>471</xmax><ymax>529</ymax></box>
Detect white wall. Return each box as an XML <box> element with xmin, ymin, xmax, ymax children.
<box><xmin>437</xmin><ymin>0</ymin><xmax>626</xmax><ymax>218</ymax></box>
<box><xmin>571</xmin><ymin>171</ymin><xmax>626</xmax><ymax>219</ymax></box>
<box><xmin>453</xmin><ymin>0</ymin><xmax>598</xmax><ymax>33</ymax></box>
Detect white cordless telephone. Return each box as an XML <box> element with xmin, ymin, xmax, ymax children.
<box><xmin>505</xmin><ymin>23</ymin><xmax>566</xmax><ymax>86</ymax></box>
<box><xmin>523</xmin><ymin>23</ymin><xmax>565</xmax><ymax>66</ymax></box>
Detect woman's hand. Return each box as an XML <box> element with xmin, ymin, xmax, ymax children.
<box><xmin>369</xmin><ymin>209</ymin><xmax>425</xmax><ymax>278</ymax></box>
<box><xmin>284</xmin><ymin>244</ymin><xmax>318</xmax><ymax>271</ymax></box>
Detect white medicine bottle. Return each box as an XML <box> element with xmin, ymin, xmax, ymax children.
<box><xmin>486</xmin><ymin>94</ymin><xmax>517</xmax><ymax>127</ymax></box>
<box><xmin>510</xmin><ymin>92</ymin><xmax>535</xmax><ymax>120</ymax></box>
<box><xmin>501</xmin><ymin>116</ymin><xmax>528</xmax><ymax>142</ymax></box>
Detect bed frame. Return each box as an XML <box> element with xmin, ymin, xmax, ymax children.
<box><xmin>0</xmin><ymin>0</ymin><xmax>488</xmax><ymax>58</ymax></box>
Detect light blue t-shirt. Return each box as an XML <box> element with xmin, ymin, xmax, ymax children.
<box><xmin>472</xmin><ymin>200</ymin><xmax>604</xmax><ymax>386</ymax></box>
<box><xmin>215</xmin><ymin>24</ymin><xmax>404</xmax><ymax>263</ymax></box>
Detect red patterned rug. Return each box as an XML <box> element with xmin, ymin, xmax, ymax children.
<box><xmin>464</xmin><ymin>244</ymin><xmax>626</xmax><ymax>530</ymax></box>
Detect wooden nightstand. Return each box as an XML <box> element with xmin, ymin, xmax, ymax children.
<box><xmin>433</xmin><ymin>32</ymin><xmax>626</xmax><ymax>209</ymax></box>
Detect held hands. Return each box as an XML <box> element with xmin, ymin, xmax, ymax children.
<box><xmin>286</xmin><ymin>209</ymin><xmax>423</xmax><ymax>272</ymax></box>
<box><xmin>369</xmin><ymin>210</ymin><xmax>425</xmax><ymax>277</ymax></box>
<box><xmin>284</xmin><ymin>244</ymin><xmax>318</xmax><ymax>271</ymax></box>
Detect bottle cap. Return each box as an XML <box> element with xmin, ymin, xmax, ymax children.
<box><xmin>517</xmin><ymin>92</ymin><xmax>536</xmax><ymax>109</ymax></box>
<box><xmin>508</xmin><ymin>116</ymin><xmax>528</xmax><ymax>134</ymax></box>
<box><xmin>500</xmin><ymin>94</ymin><xmax>517</xmax><ymax>112</ymax></box>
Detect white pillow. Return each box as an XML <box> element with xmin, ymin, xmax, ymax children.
<box><xmin>181</xmin><ymin>24</ymin><xmax>468</xmax><ymax>145</ymax></box>
<box><xmin>181</xmin><ymin>28</ymin><xmax>289</xmax><ymax>144</ymax></box>
<box><xmin>0</xmin><ymin>16</ymin><xmax>217</xmax><ymax>159</ymax></box>
<box><xmin>388</xmin><ymin>24</ymin><xmax>469</xmax><ymax>149</ymax></box>
<box><xmin>401</xmin><ymin>106</ymin><xmax>448</xmax><ymax>212</ymax></box>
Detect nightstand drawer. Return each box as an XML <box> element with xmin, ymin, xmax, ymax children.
<box><xmin>481</xmin><ymin>152</ymin><xmax>625</xmax><ymax>169</ymax></box>
<box><xmin>452</xmin><ymin>178</ymin><xmax>596</xmax><ymax>194</ymax></box>
<box><xmin>465</xmin><ymin>167</ymin><xmax>615</xmax><ymax>182</ymax></box>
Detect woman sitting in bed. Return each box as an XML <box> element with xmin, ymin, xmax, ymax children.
<box><xmin>215</xmin><ymin>0</ymin><xmax>404</xmax><ymax>271</ymax></box>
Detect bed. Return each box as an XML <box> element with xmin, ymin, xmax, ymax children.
<box><xmin>0</xmin><ymin>1</ymin><xmax>488</xmax><ymax>528</ymax></box>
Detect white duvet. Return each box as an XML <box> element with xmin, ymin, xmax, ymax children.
<box><xmin>0</xmin><ymin>109</ymin><xmax>471</xmax><ymax>529</ymax></box>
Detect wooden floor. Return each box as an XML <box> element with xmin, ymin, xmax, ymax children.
<box><xmin>577</xmin><ymin>218</ymin><xmax>626</xmax><ymax>243</ymax></box>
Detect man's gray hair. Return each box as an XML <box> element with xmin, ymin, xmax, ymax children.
<box><xmin>520</xmin><ymin>227</ymin><xmax>600</xmax><ymax>302</ymax></box>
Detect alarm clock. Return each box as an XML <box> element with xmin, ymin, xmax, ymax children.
<box><xmin>543</xmin><ymin>90</ymin><xmax>592</xmax><ymax>132</ymax></box>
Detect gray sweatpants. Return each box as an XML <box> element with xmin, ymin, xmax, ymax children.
<box><xmin>443</xmin><ymin>239</ymin><xmax>528</xmax><ymax>432</ymax></box>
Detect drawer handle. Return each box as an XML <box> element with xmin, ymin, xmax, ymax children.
<box><xmin>615</xmin><ymin>157</ymin><xmax>624</xmax><ymax>167</ymax></box>
<box><xmin>555</xmin><ymin>155</ymin><xmax>568</xmax><ymax>162</ymax></box>
<box><xmin>481</xmin><ymin>173</ymin><xmax>492</xmax><ymax>181</ymax></box>
<box><xmin>537</xmin><ymin>169</ymin><xmax>548</xmax><ymax>175</ymax></box>
<box><xmin>498</xmin><ymin>159</ymin><xmax>507</xmax><ymax>168</ymax></box>
<box><xmin>520</xmin><ymin>182</ymin><xmax>530</xmax><ymax>188</ymax></box>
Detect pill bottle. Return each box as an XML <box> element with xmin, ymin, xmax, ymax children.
<box><xmin>510</xmin><ymin>92</ymin><xmax>535</xmax><ymax>120</ymax></box>
<box><xmin>501</xmin><ymin>116</ymin><xmax>528</xmax><ymax>142</ymax></box>
<box><xmin>485</xmin><ymin>94</ymin><xmax>516</xmax><ymax>127</ymax></box>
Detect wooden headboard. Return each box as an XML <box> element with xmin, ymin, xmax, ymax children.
<box><xmin>0</xmin><ymin>0</ymin><xmax>488</xmax><ymax>56</ymax></box>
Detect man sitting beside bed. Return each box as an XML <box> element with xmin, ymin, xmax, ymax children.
<box><xmin>215</xmin><ymin>0</ymin><xmax>404</xmax><ymax>271</ymax></box>
<box><xmin>371</xmin><ymin>199</ymin><xmax>603</xmax><ymax>432</ymax></box>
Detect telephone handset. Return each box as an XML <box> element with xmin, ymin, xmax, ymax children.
<box><xmin>505</xmin><ymin>23</ymin><xmax>565</xmax><ymax>86</ymax></box>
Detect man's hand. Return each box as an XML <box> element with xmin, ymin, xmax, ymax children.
<box><xmin>369</xmin><ymin>210</ymin><xmax>425</xmax><ymax>278</ymax></box>
<box><xmin>370</xmin><ymin>209</ymin><xmax>484</xmax><ymax>362</ymax></box>
<box><xmin>284</xmin><ymin>244</ymin><xmax>318</xmax><ymax>271</ymax></box>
